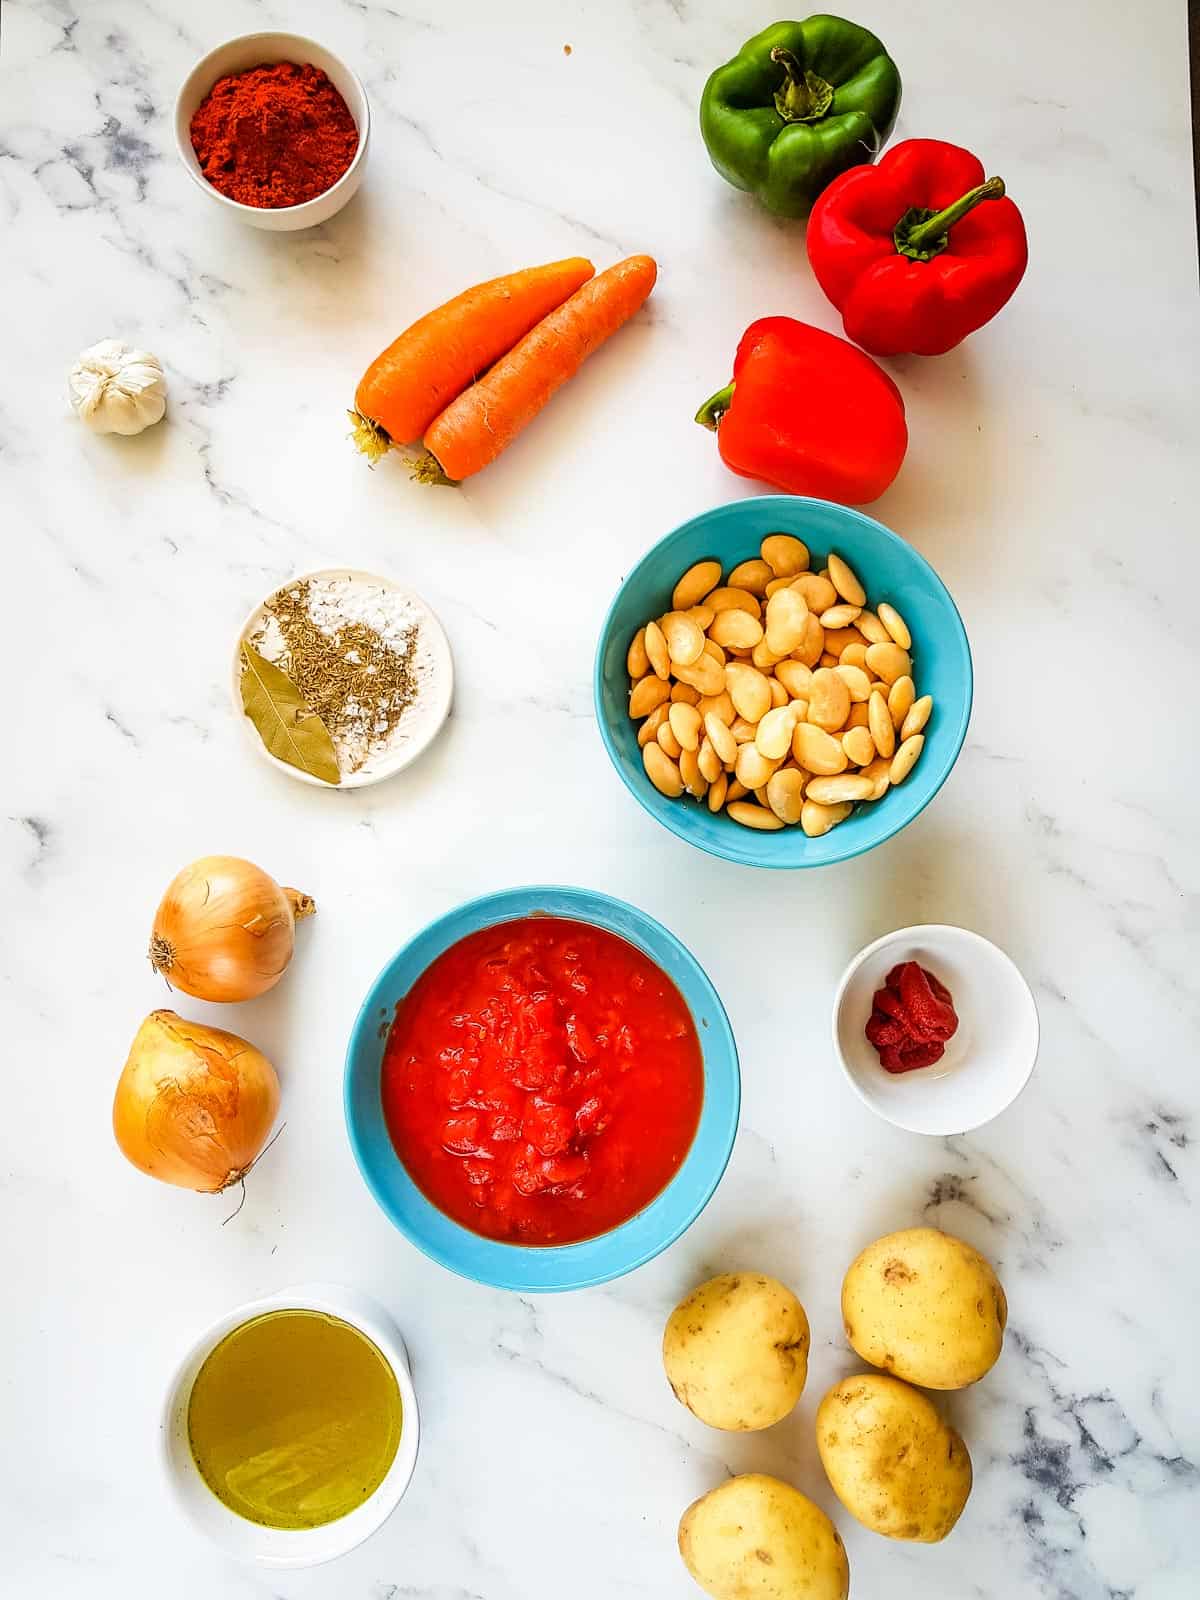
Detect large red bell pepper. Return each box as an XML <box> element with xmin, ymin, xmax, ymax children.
<box><xmin>695</xmin><ymin>317</ymin><xmax>907</xmax><ymax>505</ymax></box>
<box><xmin>807</xmin><ymin>138</ymin><xmax>1028</xmax><ymax>356</ymax></box>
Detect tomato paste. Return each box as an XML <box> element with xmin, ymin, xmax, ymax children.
<box><xmin>866</xmin><ymin>961</ymin><xmax>959</xmax><ymax>1073</ymax></box>
<box><xmin>381</xmin><ymin>917</ymin><xmax>704</xmax><ymax>1245</ymax></box>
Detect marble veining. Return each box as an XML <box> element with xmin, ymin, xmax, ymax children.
<box><xmin>3</xmin><ymin>1</ymin><xmax>1199</xmax><ymax>1597</ymax></box>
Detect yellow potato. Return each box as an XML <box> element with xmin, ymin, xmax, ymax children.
<box><xmin>679</xmin><ymin>1474</ymin><xmax>849</xmax><ymax>1600</ymax></box>
<box><xmin>663</xmin><ymin>1272</ymin><xmax>809</xmax><ymax>1431</ymax></box>
<box><xmin>816</xmin><ymin>1374</ymin><xmax>972</xmax><ymax>1542</ymax></box>
<box><xmin>841</xmin><ymin>1227</ymin><xmax>1007</xmax><ymax>1389</ymax></box>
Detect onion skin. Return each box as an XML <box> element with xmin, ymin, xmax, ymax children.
<box><xmin>148</xmin><ymin>855</ymin><xmax>314</xmax><ymax>1003</ymax></box>
<box><xmin>113</xmin><ymin>1010</ymin><xmax>281</xmax><ymax>1192</ymax></box>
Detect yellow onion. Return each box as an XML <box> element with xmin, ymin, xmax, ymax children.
<box><xmin>113</xmin><ymin>1010</ymin><xmax>281</xmax><ymax>1192</ymax></box>
<box><xmin>148</xmin><ymin>855</ymin><xmax>314</xmax><ymax>1002</ymax></box>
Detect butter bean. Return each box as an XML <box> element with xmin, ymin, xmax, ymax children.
<box><xmin>735</xmin><ymin>743</ymin><xmax>779</xmax><ymax>789</ymax></box>
<box><xmin>774</xmin><ymin>660</ymin><xmax>813</xmax><ymax>699</ymax></box>
<box><xmin>728</xmin><ymin>558</ymin><xmax>772</xmax><ymax>595</ymax></box>
<box><xmin>792</xmin><ymin>613</ymin><xmax>825</xmax><ymax>667</ymax></box>
<box><xmin>697</xmin><ymin>690</ymin><xmax>735</xmax><ymax>724</ymax></box>
<box><xmin>766</xmin><ymin>768</ymin><xmax>806</xmax><ymax>824</ymax></box>
<box><xmin>709</xmin><ymin>609</ymin><xmax>764</xmax><ymax>651</ymax></box>
<box><xmin>791</xmin><ymin>573</ymin><xmax>838</xmax><ymax>614</ymax></box>
<box><xmin>629</xmin><ymin>673</ymin><xmax>670</xmax><ymax>718</ymax></box>
<box><xmin>637</xmin><ymin>703</ymin><xmax>669</xmax><ymax>747</ymax></box>
<box><xmin>833</xmin><ymin>663</ymin><xmax>872</xmax><ymax>702</ymax></box>
<box><xmin>860</xmin><ymin>755</ymin><xmax>892</xmax><ymax>800</ymax></box>
<box><xmin>807</xmin><ymin>668</ymin><xmax>852</xmax><ymax>732</ymax></box>
<box><xmin>704</xmin><ymin>712</ymin><xmax>738</xmax><ymax>766</ymax></box>
<box><xmin>792</xmin><ymin>721</ymin><xmax>848</xmax><ymax>775</ymax></box>
<box><xmin>730</xmin><ymin>717</ymin><xmax>758</xmax><ymax>744</ymax></box>
<box><xmin>703</xmin><ymin>637</ymin><xmax>726</xmax><ymax>665</ymax></box>
<box><xmin>707</xmin><ymin>771</ymin><xmax>728</xmax><ymax>812</ymax></box>
<box><xmin>626</xmin><ymin>627</ymin><xmax>649</xmax><ymax>680</ymax></box>
<box><xmin>643</xmin><ymin>742</ymin><xmax>684</xmax><ymax>797</ymax></box>
<box><xmin>761</xmin><ymin>533</ymin><xmax>810</xmax><ymax>577</ymax></box>
<box><xmin>697</xmin><ymin>736</ymin><xmax>723</xmax><ymax>783</ymax></box>
<box><xmin>672</xmin><ymin>559</ymin><xmax>722</xmax><ymax>612</ymax></box>
<box><xmin>878</xmin><ymin>602</ymin><xmax>911</xmax><ymax>650</ymax></box>
<box><xmin>867</xmin><ymin>690</ymin><xmax>895</xmax><ymax>758</ymax></box>
<box><xmin>727</xmin><ymin>662</ymin><xmax>772</xmax><ymax>723</ymax></box>
<box><xmin>765</xmin><ymin>587</ymin><xmax>809</xmax><ymax>655</ymax></box>
<box><xmin>679</xmin><ymin>745</ymin><xmax>707</xmax><ymax>798</ymax></box>
<box><xmin>706</xmin><ymin>587</ymin><xmax>762</xmax><ymax>617</ymax></box>
<box><xmin>687</xmin><ymin>604</ymin><xmax>715</xmax><ymax>631</ymax></box>
<box><xmin>725</xmin><ymin>779</ymin><xmax>749</xmax><ymax>802</ymax></box>
<box><xmin>856</xmin><ymin>609</ymin><xmax>891</xmax><ymax>645</ymax></box>
<box><xmin>669</xmin><ymin>701</ymin><xmax>702</xmax><ymax>752</ymax></box>
<box><xmin>839</xmin><ymin>642</ymin><xmax>869</xmax><ymax>670</ymax></box>
<box><xmin>727</xmin><ymin>800</ymin><xmax>785</xmax><ymax>831</ymax></box>
<box><xmin>657</xmin><ymin>721</ymin><xmax>682</xmax><ymax>759</ymax></box>
<box><xmin>901</xmin><ymin>695</ymin><xmax>932</xmax><ymax>741</ymax></box>
<box><xmin>644</xmin><ymin>619</ymin><xmax>670</xmax><ymax>679</ymax></box>
<box><xmin>890</xmin><ymin>733</ymin><xmax>925</xmax><ymax>784</ymax></box>
<box><xmin>820</xmin><ymin>603</ymin><xmax>863</xmax><ymax>629</ymax></box>
<box><xmin>674</xmin><ymin>653</ymin><xmax>726</xmax><ymax>696</ymax></box>
<box><xmin>845</xmin><ymin>701</ymin><xmax>870</xmax><ymax>730</ymax></box>
<box><xmin>865</xmin><ymin>641</ymin><xmax>912</xmax><ymax>685</ymax></box>
<box><xmin>805</xmin><ymin>773</ymin><xmax>874</xmax><ymax>805</ymax></box>
<box><xmin>887</xmin><ymin>675</ymin><xmax>915</xmax><ymax>729</ymax></box>
<box><xmin>801</xmin><ymin>799</ymin><xmax>853</xmax><ymax>837</ymax></box>
<box><xmin>755</xmin><ymin>704</ymin><xmax>798</xmax><ymax>760</ymax></box>
<box><xmin>769</xmin><ymin>677</ymin><xmax>789</xmax><ymax>709</ymax></box>
<box><xmin>827</xmin><ymin>552</ymin><xmax>866</xmax><ymax>607</ymax></box>
<box><xmin>842</xmin><ymin>725</ymin><xmax>876</xmax><ymax>767</ymax></box>
<box><xmin>752</xmin><ymin>638</ymin><xmax>786</xmax><ymax>671</ymax></box>
<box><xmin>671</xmin><ymin>681</ymin><xmax>700</xmax><ymax>705</ymax></box>
<box><xmin>661</xmin><ymin>611</ymin><xmax>705</xmax><ymax>667</ymax></box>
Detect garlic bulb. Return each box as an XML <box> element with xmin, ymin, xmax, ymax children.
<box><xmin>68</xmin><ymin>338</ymin><xmax>166</xmax><ymax>435</ymax></box>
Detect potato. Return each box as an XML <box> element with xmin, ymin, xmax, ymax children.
<box><xmin>841</xmin><ymin>1227</ymin><xmax>1006</xmax><ymax>1389</ymax></box>
<box><xmin>816</xmin><ymin>1374</ymin><xmax>972</xmax><ymax>1542</ymax></box>
<box><xmin>679</xmin><ymin>1473</ymin><xmax>849</xmax><ymax>1600</ymax></box>
<box><xmin>664</xmin><ymin>1272</ymin><xmax>809</xmax><ymax>1430</ymax></box>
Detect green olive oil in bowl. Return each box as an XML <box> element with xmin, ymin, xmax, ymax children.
<box><xmin>187</xmin><ymin>1308</ymin><xmax>402</xmax><ymax>1531</ymax></box>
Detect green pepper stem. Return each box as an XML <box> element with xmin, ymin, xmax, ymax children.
<box><xmin>695</xmin><ymin>383</ymin><xmax>735</xmax><ymax>430</ymax></box>
<box><xmin>900</xmin><ymin>177</ymin><xmax>1006</xmax><ymax>257</ymax></box>
<box><xmin>769</xmin><ymin>46</ymin><xmax>833</xmax><ymax>123</ymax></box>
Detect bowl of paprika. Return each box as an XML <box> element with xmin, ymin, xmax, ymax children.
<box><xmin>176</xmin><ymin>33</ymin><xmax>370</xmax><ymax>231</ymax></box>
<box><xmin>594</xmin><ymin>496</ymin><xmax>972</xmax><ymax>869</ymax></box>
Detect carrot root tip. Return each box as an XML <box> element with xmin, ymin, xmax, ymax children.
<box><xmin>347</xmin><ymin>410</ymin><xmax>394</xmax><ymax>467</ymax></box>
<box><xmin>408</xmin><ymin>450</ymin><xmax>459</xmax><ymax>488</ymax></box>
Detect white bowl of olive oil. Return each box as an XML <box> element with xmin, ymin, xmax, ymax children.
<box><xmin>161</xmin><ymin>1283</ymin><xmax>419</xmax><ymax>1567</ymax></box>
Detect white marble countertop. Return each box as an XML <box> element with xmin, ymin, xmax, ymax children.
<box><xmin>4</xmin><ymin>1</ymin><xmax>1199</xmax><ymax>1595</ymax></box>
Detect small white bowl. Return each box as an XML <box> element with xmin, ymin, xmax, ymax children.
<box><xmin>175</xmin><ymin>33</ymin><xmax>370</xmax><ymax>231</ymax></box>
<box><xmin>233</xmin><ymin>567</ymin><xmax>454</xmax><ymax>790</ymax></box>
<box><xmin>161</xmin><ymin>1282</ymin><xmax>420</xmax><ymax>1568</ymax></box>
<box><xmin>833</xmin><ymin>925</ymin><xmax>1039</xmax><ymax>1136</ymax></box>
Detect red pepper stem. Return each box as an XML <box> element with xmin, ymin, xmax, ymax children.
<box><xmin>902</xmin><ymin>176</ymin><xmax>1006</xmax><ymax>254</ymax></box>
<box><xmin>695</xmin><ymin>382</ymin><xmax>735</xmax><ymax>430</ymax></box>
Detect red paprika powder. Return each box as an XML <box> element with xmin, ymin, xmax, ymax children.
<box><xmin>190</xmin><ymin>62</ymin><xmax>359</xmax><ymax>209</ymax></box>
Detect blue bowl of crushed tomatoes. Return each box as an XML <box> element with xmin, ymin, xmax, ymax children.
<box><xmin>344</xmin><ymin>886</ymin><xmax>740</xmax><ymax>1292</ymax></box>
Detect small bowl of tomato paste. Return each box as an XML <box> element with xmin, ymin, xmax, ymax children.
<box><xmin>344</xmin><ymin>887</ymin><xmax>740</xmax><ymax>1292</ymax></box>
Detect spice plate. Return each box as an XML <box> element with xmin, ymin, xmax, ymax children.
<box><xmin>232</xmin><ymin>568</ymin><xmax>453</xmax><ymax>790</ymax></box>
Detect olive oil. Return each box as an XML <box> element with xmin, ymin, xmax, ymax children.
<box><xmin>187</xmin><ymin>1308</ymin><xmax>402</xmax><ymax>1530</ymax></box>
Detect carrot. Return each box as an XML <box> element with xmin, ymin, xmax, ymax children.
<box><xmin>418</xmin><ymin>254</ymin><xmax>658</xmax><ymax>483</ymax></box>
<box><xmin>350</xmin><ymin>257</ymin><xmax>595</xmax><ymax>463</ymax></box>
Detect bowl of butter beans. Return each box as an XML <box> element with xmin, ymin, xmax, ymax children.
<box><xmin>594</xmin><ymin>496</ymin><xmax>972</xmax><ymax>868</ymax></box>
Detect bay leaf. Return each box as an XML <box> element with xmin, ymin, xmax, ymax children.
<box><xmin>239</xmin><ymin>642</ymin><xmax>341</xmax><ymax>786</ymax></box>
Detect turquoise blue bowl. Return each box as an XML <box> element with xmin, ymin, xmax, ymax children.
<box><xmin>344</xmin><ymin>886</ymin><xmax>740</xmax><ymax>1293</ymax></box>
<box><xmin>595</xmin><ymin>496</ymin><xmax>973</xmax><ymax>869</ymax></box>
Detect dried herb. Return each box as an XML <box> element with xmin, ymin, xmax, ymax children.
<box><xmin>263</xmin><ymin>580</ymin><xmax>418</xmax><ymax>770</ymax></box>
<box><xmin>240</xmin><ymin>642</ymin><xmax>341</xmax><ymax>785</ymax></box>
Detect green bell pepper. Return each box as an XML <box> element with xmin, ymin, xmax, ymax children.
<box><xmin>700</xmin><ymin>16</ymin><xmax>902</xmax><ymax>219</ymax></box>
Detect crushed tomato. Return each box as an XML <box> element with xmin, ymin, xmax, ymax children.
<box><xmin>381</xmin><ymin>916</ymin><xmax>704</xmax><ymax>1245</ymax></box>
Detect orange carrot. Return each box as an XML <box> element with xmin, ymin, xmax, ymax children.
<box><xmin>419</xmin><ymin>254</ymin><xmax>658</xmax><ymax>483</ymax></box>
<box><xmin>350</xmin><ymin>257</ymin><xmax>595</xmax><ymax>462</ymax></box>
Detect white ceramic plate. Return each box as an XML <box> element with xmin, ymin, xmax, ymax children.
<box><xmin>832</xmin><ymin>924</ymin><xmax>1039</xmax><ymax>1136</ymax></box>
<box><xmin>232</xmin><ymin>567</ymin><xmax>453</xmax><ymax>790</ymax></box>
<box><xmin>160</xmin><ymin>1282</ymin><xmax>420</xmax><ymax>1568</ymax></box>
<box><xmin>175</xmin><ymin>33</ymin><xmax>370</xmax><ymax>232</ymax></box>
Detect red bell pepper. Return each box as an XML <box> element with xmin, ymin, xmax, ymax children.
<box><xmin>695</xmin><ymin>317</ymin><xmax>907</xmax><ymax>505</ymax></box>
<box><xmin>807</xmin><ymin>138</ymin><xmax>1028</xmax><ymax>356</ymax></box>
